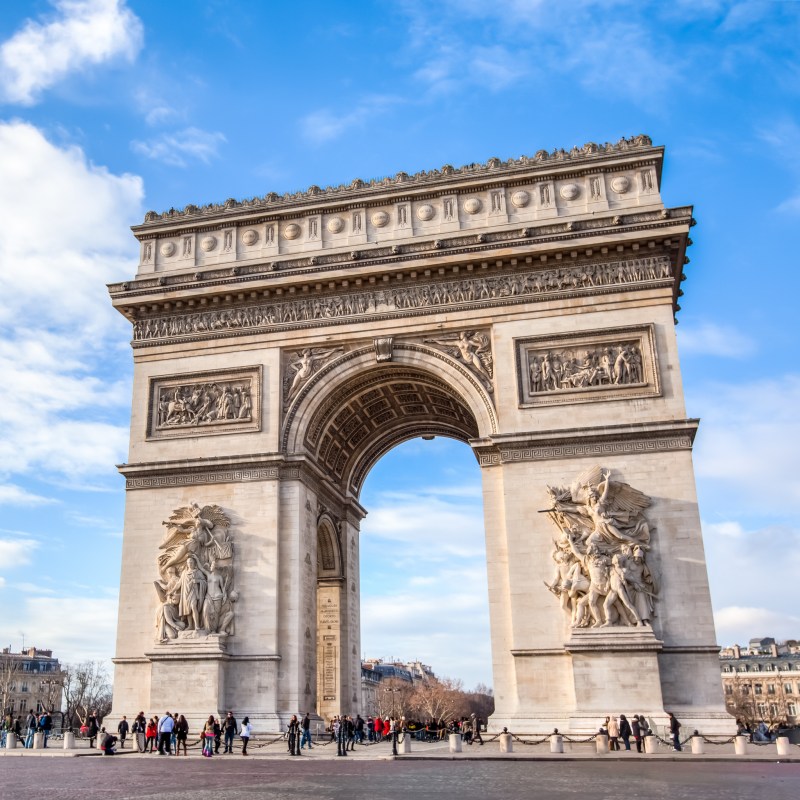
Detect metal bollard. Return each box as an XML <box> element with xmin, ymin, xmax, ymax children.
<box><xmin>499</xmin><ymin>733</ymin><xmax>513</xmax><ymax>753</ymax></box>
<box><xmin>550</xmin><ymin>734</ymin><xmax>564</xmax><ymax>754</ymax></box>
<box><xmin>691</xmin><ymin>734</ymin><xmax>704</xmax><ymax>755</ymax></box>
<box><xmin>63</xmin><ymin>732</ymin><xmax>76</xmax><ymax>750</ymax></box>
<box><xmin>734</xmin><ymin>735</ymin><xmax>749</xmax><ymax>756</ymax></box>
<box><xmin>449</xmin><ymin>733</ymin><xmax>462</xmax><ymax>753</ymax></box>
<box><xmin>644</xmin><ymin>735</ymin><xmax>659</xmax><ymax>754</ymax></box>
<box><xmin>776</xmin><ymin>737</ymin><xmax>791</xmax><ymax>756</ymax></box>
<box><xmin>596</xmin><ymin>733</ymin><xmax>609</xmax><ymax>754</ymax></box>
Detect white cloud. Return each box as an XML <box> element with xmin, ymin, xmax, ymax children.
<box><xmin>0</xmin><ymin>0</ymin><xmax>143</xmax><ymax>105</ymax></box>
<box><xmin>0</xmin><ymin>121</ymin><xmax>140</xmax><ymax>481</ymax></box>
<box><xmin>131</xmin><ymin>127</ymin><xmax>227</xmax><ymax>167</ymax></box>
<box><xmin>714</xmin><ymin>607</ymin><xmax>800</xmax><ymax>646</ymax></box>
<box><xmin>677</xmin><ymin>321</ymin><xmax>757</xmax><ymax>358</ymax></box>
<box><xmin>301</xmin><ymin>96</ymin><xmax>401</xmax><ymax>145</ymax></box>
<box><xmin>0</xmin><ymin>594</ymin><xmax>117</xmax><ymax>663</ymax></box>
<box><xmin>0</xmin><ymin>538</ymin><xmax>40</xmax><ymax>570</ymax></box>
<box><xmin>690</xmin><ymin>375</ymin><xmax>800</xmax><ymax>510</ymax></box>
<box><xmin>0</xmin><ymin>485</ymin><xmax>56</xmax><ymax>506</ymax></box>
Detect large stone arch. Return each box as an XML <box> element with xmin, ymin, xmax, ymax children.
<box><xmin>110</xmin><ymin>139</ymin><xmax>733</xmax><ymax>735</ymax></box>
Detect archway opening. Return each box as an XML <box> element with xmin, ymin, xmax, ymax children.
<box><xmin>356</xmin><ymin>436</ymin><xmax>492</xmax><ymax>726</ymax></box>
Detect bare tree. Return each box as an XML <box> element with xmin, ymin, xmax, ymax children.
<box><xmin>375</xmin><ymin>677</ymin><xmax>415</xmax><ymax>720</ymax></box>
<box><xmin>724</xmin><ymin>674</ymin><xmax>757</xmax><ymax>729</ymax></box>
<box><xmin>410</xmin><ymin>676</ymin><xmax>464</xmax><ymax>724</ymax></box>
<box><xmin>0</xmin><ymin>654</ymin><xmax>20</xmax><ymax>717</ymax></box>
<box><xmin>61</xmin><ymin>661</ymin><xmax>112</xmax><ymax>730</ymax></box>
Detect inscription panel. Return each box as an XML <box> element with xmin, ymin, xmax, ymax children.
<box><xmin>147</xmin><ymin>366</ymin><xmax>262</xmax><ymax>440</ymax></box>
<box><xmin>515</xmin><ymin>324</ymin><xmax>660</xmax><ymax>407</ymax></box>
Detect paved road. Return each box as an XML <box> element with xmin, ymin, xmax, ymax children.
<box><xmin>2</xmin><ymin>757</ymin><xmax>799</xmax><ymax>800</ymax></box>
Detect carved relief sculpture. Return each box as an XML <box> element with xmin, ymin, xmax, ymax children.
<box><xmin>424</xmin><ymin>330</ymin><xmax>494</xmax><ymax>392</ymax></box>
<box><xmin>530</xmin><ymin>342</ymin><xmax>643</xmax><ymax>394</ymax></box>
<box><xmin>154</xmin><ymin>503</ymin><xmax>238</xmax><ymax>642</ymax></box>
<box><xmin>284</xmin><ymin>347</ymin><xmax>345</xmax><ymax>404</ymax></box>
<box><xmin>542</xmin><ymin>466</ymin><xmax>658</xmax><ymax>629</ymax></box>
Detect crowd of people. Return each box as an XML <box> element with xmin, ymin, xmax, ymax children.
<box><xmin>599</xmin><ymin>712</ymin><xmax>682</xmax><ymax>752</ymax></box>
<box><xmin>1</xmin><ymin>709</ymin><xmax>54</xmax><ymax>748</ymax></box>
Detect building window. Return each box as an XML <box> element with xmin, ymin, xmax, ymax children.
<box><xmin>743</xmin><ymin>684</ymin><xmax>751</xmax><ymax>695</ymax></box>
<box><xmin>788</xmin><ymin>702</ymin><xmax>797</xmax><ymax>717</ymax></box>
<box><xmin>769</xmin><ymin>703</ymin><xmax>779</xmax><ymax>717</ymax></box>
<box><xmin>785</xmin><ymin>683</ymin><xmax>794</xmax><ymax>694</ymax></box>
<box><xmin>754</xmin><ymin>684</ymin><xmax>763</xmax><ymax>695</ymax></box>
<box><xmin>767</xmin><ymin>684</ymin><xmax>776</xmax><ymax>695</ymax></box>
<box><xmin>724</xmin><ymin>684</ymin><xmax>733</xmax><ymax>695</ymax></box>
<box><xmin>21</xmin><ymin>683</ymin><xmax>29</xmax><ymax>693</ymax></box>
<box><xmin>757</xmin><ymin>702</ymin><xmax>767</xmax><ymax>717</ymax></box>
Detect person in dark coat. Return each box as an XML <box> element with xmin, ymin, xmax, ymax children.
<box><xmin>668</xmin><ymin>712</ymin><xmax>682</xmax><ymax>752</ymax></box>
<box><xmin>619</xmin><ymin>714</ymin><xmax>632</xmax><ymax>751</ymax></box>
<box><xmin>631</xmin><ymin>715</ymin><xmax>642</xmax><ymax>753</ymax></box>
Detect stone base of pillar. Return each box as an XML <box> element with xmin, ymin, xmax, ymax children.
<box><xmin>400</xmin><ymin>734</ymin><xmax>411</xmax><ymax>753</ymax></box>
<box><xmin>596</xmin><ymin>733</ymin><xmax>609</xmax><ymax>754</ymax></box>
<box><xmin>449</xmin><ymin>733</ymin><xmax>462</xmax><ymax>753</ymax></box>
<box><xmin>5</xmin><ymin>734</ymin><xmax>17</xmax><ymax>750</ymax></box>
<box><xmin>644</xmin><ymin>735</ymin><xmax>659</xmax><ymax>754</ymax></box>
<box><xmin>690</xmin><ymin>735</ymin><xmax>704</xmax><ymax>754</ymax></box>
<box><xmin>734</xmin><ymin>735</ymin><xmax>749</xmax><ymax>755</ymax></box>
<box><xmin>499</xmin><ymin>733</ymin><xmax>512</xmax><ymax>753</ymax></box>
<box><xmin>32</xmin><ymin>732</ymin><xmax>44</xmax><ymax>750</ymax></box>
<box><xmin>63</xmin><ymin>731</ymin><xmax>75</xmax><ymax>750</ymax></box>
<box><xmin>550</xmin><ymin>734</ymin><xmax>563</xmax><ymax>753</ymax></box>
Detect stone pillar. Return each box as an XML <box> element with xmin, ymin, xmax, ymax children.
<box><xmin>5</xmin><ymin>732</ymin><xmax>16</xmax><ymax>749</ymax></box>
<box><xmin>734</xmin><ymin>735</ymin><xmax>749</xmax><ymax>755</ymax></box>
<box><xmin>690</xmin><ymin>734</ymin><xmax>704</xmax><ymax>755</ymax></box>
<box><xmin>644</xmin><ymin>735</ymin><xmax>659</xmax><ymax>754</ymax></box>
<box><xmin>595</xmin><ymin>733</ymin><xmax>608</xmax><ymax>754</ymax></box>
<box><xmin>400</xmin><ymin>734</ymin><xmax>411</xmax><ymax>753</ymax></box>
<box><xmin>449</xmin><ymin>733</ymin><xmax>462</xmax><ymax>753</ymax></box>
<box><xmin>32</xmin><ymin>732</ymin><xmax>44</xmax><ymax>750</ymax></box>
<box><xmin>499</xmin><ymin>733</ymin><xmax>513</xmax><ymax>753</ymax></box>
<box><xmin>776</xmin><ymin>737</ymin><xmax>791</xmax><ymax>756</ymax></box>
<box><xmin>63</xmin><ymin>731</ymin><xmax>75</xmax><ymax>750</ymax></box>
<box><xmin>550</xmin><ymin>734</ymin><xmax>564</xmax><ymax>753</ymax></box>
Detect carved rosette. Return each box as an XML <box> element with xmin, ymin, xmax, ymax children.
<box><xmin>154</xmin><ymin>503</ymin><xmax>238</xmax><ymax>643</ymax></box>
<box><xmin>543</xmin><ymin>466</ymin><xmax>658</xmax><ymax>631</ymax></box>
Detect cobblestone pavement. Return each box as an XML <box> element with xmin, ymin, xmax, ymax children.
<box><xmin>2</xmin><ymin>754</ymin><xmax>799</xmax><ymax>800</ymax></box>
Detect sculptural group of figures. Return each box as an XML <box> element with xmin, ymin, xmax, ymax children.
<box><xmin>156</xmin><ymin>381</ymin><xmax>252</xmax><ymax>428</ymax></box>
<box><xmin>530</xmin><ymin>343</ymin><xmax>643</xmax><ymax>393</ymax></box>
<box><xmin>154</xmin><ymin>504</ymin><xmax>238</xmax><ymax>642</ymax></box>
<box><xmin>544</xmin><ymin>466</ymin><xmax>658</xmax><ymax>629</ymax></box>
<box><xmin>132</xmin><ymin>256</ymin><xmax>671</xmax><ymax>342</ymax></box>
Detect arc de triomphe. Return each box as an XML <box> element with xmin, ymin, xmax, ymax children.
<box><xmin>109</xmin><ymin>136</ymin><xmax>731</xmax><ymax>733</ymax></box>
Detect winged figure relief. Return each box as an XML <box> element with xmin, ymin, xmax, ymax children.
<box><xmin>423</xmin><ymin>331</ymin><xmax>494</xmax><ymax>392</ymax></box>
<box><xmin>284</xmin><ymin>346</ymin><xmax>345</xmax><ymax>403</ymax></box>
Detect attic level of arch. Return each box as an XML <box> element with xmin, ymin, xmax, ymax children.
<box><xmin>110</xmin><ymin>212</ymin><xmax>693</xmax><ymax>329</ymax></box>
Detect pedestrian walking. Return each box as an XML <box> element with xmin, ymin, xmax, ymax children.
<box><xmin>608</xmin><ymin>715</ymin><xmax>620</xmax><ymax>751</ymax></box>
<box><xmin>668</xmin><ymin>712</ymin><xmax>682</xmax><ymax>752</ymax></box>
<box><xmin>157</xmin><ymin>710</ymin><xmax>175</xmax><ymax>755</ymax></box>
<box><xmin>176</xmin><ymin>714</ymin><xmax>189</xmax><ymax>755</ymax></box>
<box><xmin>241</xmin><ymin>716</ymin><xmax>251</xmax><ymax>755</ymax></box>
<box><xmin>300</xmin><ymin>712</ymin><xmax>313</xmax><ymax>749</ymax></box>
<box><xmin>619</xmin><ymin>714</ymin><xmax>632</xmax><ymax>751</ymax></box>
<box><xmin>117</xmin><ymin>715</ymin><xmax>129</xmax><ymax>749</ymax></box>
<box><xmin>145</xmin><ymin>717</ymin><xmax>157</xmax><ymax>752</ymax></box>
<box><xmin>202</xmin><ymin>715</ymin><xmax>215</xmax><ymax>757</ymax></box>
<box><xmin>223</xmin><ymin>711</ymin><xmax>238</xmax><ymax>753</ymax></box>
<box><xmin>631</xmin><ymin>715</ymin><xmax>642</xmax><ymax>753</ymax></box>
<box><xmin>87</xmin><ymin>712</ymin><xmax>99</xmax><ymax>749</ymax></box>
<box><xmin>24</xmin><ymin>709</ymin><xmax>37</xmax><ymax>748</ymax></box>
<box><xmin>471</xmin><ymin>713</ymin><xmax>484</xmax><ymax>746</ymax></box>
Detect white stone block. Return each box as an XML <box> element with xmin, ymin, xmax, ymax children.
<box><xmin>32</xmin><ymin>732</ymin><xmax>44</xmax><ymax>750</ymax></box>
<box><xmin>5</xmin><ymin>733</ymin><xmax>16</xmax><ymax>749</ymax></box>
<box><xmin>400</xmin><ymin>734</ymin><xmax>411</xmax><ymax>753</ymax></box>
<box><xmin>449</xmin><ymin>733</ymin><xmax>462</xmax><ymax>753</ymax></box>
<box><xmin>596</xmin><ymin>733</ymin><xmax>609</xmax><ymax>754</ymax></box>
<box><xmin>63</xmin><ymin>732</ymin><xmax>75</xmax><ymax>750</ymax></box>
<box><xmin>644</xmin><ymin>735</ymin><xmax>659</xmax><ymax>754</ymax></box>
<box><xmin>776</xmin><ymin>737</ymin><xmax>791</xmax><ymax>756</ymax></box>
<box><xmin>499</xmin><ymin>733</ymin><xmax>513</xmax><ymax>753</ymax></box>
<box><xmin>734</xmin><ymin>735</ymin><xmax>749</xmax><ymax>755</ymax></box>
<box><xmin>550</xmin><ymin>734</ymin><xmax>564</xmax><ymax>753</ymax></box>
<box><xmin>690</xmin><ymin>735</ymin><xmax>704</xmax><ymax>755</ymax></box>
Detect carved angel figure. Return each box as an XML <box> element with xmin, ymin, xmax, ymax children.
<box><xmin>154</xmin><ymin>502</ymin><xmax>236</xmax><ymax>641</ymax></box>
<box><xmin>542</xmin><ymin>466</ymin><xmax>658</xmax><ymax>630</ymax></box>
<box><xmin>424</xmin><ymin>331</ymin><xmax>494</xmax><ymax>392</ymax></box>
<box><xmin>284</xmin><ymin>347</ymin><xmax>344</xmax><ymax>403</ymax></box>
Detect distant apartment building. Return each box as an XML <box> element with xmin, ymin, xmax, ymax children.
<box><xmin>360</xmin><ymin>658</ymin><xmax>435</xmax><ymax>717</ymax></box>
<box><xmin>719</xmin><ymin>637</ymin><xmax>800</xmax><ymax>726</ymax></box>
<box><xmin>0</xmin><ymin>647</ymin><xmax>63</xmax><ymax>717</ymax></box>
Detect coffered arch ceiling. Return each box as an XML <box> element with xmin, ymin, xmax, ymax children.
<box><xmin>296</xmin><ymin>365</ymin><xmax>480</xmax><ymax>497</ymax></box>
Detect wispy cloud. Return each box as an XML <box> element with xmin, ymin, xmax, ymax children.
<box><xmin>677</xmin><ymin>321</ymin><xmax>757</xmax><ymax>358</ymax></box>
<box><xmin>131</xmin><ymin>126</ymin><xmax>227</xmax><ymax>166</ymax></box>
<box><xmin>301</xmin><ymin>95</ymin><xmax>402</xmax><ymax>144</ymax></box>
<box><xmin>0</xmin><ymin>485</ymin><xmax>57</xmax><ymax>507</ymax></box>
<box><xmin>0</xmin><ymin>538</ymin><xmax>40</xmax><ymax>570</ymax></box>
<box><xmin>0</xmin><ymin>0</ymin><xmax>143</xmax><ymax>105</ymax></box>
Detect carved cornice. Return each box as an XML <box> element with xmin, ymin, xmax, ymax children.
<box><xmin>471</xmin><ymin>420</ymin><xmax>699</xmax><ymax>466</ymax></box>
<box><xmin>111</xmin><ymin>206</ymin><xmax>691</xmax><ymax>299</ymax></box>
<box><xmin>134</xmin><ymin>136</ymin><xmax>657</xmax><ymax>229</ymax></box>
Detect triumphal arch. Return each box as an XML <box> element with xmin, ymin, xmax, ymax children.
<box><xmin>109</xmin><ymin>136</ymin><xmax>731</xmax><ymax>733</ymax></box>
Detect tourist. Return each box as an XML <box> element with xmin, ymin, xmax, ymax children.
<box><xmin>145</xmin><ymin>717</ymin><xmax>158</xmax><ymax>752</ymax></box>
<box><xmin>619</xmin><ymin>714</ymin><xmax>632</xmax><ymax>750</ymax></box>
<box><xmin>288</xmin><ymin>714</ymin><xmax>300</xmax><ymax>754</ymax></box>
<box><xmin>471</xmin><ymin>713</ymin><xmax>484</xmax><ymax>746</ymax></box>
<box><xmin>157</xmin><ymin>710</ymin><xmax>175</xmax><ymax>755</ymax></box>
<box><xmin>117</xmin><ymin>715</ymin><xmax>129</xmax><ymax>749</ymax></box>
<box><xmin>631</xmin><ymin>715</ymin><xmax>642</xmax><ymax>753</ymax></box>
<box><xmin>214</xmin><ymin>716</ymin><xmax>222</xmax><ymax>753</ymax></box>
<box><xmin>176</xmin><ymin>714</ymin><xmax>189</xmax><ymax>755</ymax></box>
<box><xmin>131</xmin><ymin>712</ymin><xmax>146</xmax><ymax>751</ymax></box>
<box><xmin>101</xmin><ymin>730</ymin><xmax>118</xmax><ymax>755</ymax></box>
<box><xmin>88</xmin><ymin>711</ymin><xmax>99</xmax><ymax>749</ymax></box>
<box><xmin>38</xmin><ymin>709</ymin><xmax>52</xmax><ymax>748</ymax></box>
<box><xmin>367</xmin><ymin>716</ymin><xmax>374</xmax><ymax>741</ymax></box>
<box><xmin>223</xmin><ymin>710</ymin><xmax>238</xmax><ymax>753</ymax></box>
<box><xmin>300</xmin><ymin>712</ymin><xmax>312</xmax><ymax>749</ymax></box>
<box><xmin>345</xmin><ymin>715</ymin><xmax>356</xmax><ymax>751</ymax></box>
<box><xmin>24</xmin><ymin>709</ymin><xmax>36</xmax><ymax>748</ymax></box>
<box><xmin>607</xmin><ymin>715</ymin><xmax>620</xmax><ymax>751</ymax></box>
<box><xmin>170</xmin><ymin>713</ymin><xmax>179</xmax><ymax>752</ymax></box>
<box><xmin>667</xmin><ymin>712</ymin><xmax>682</xmax><ymax>752</ymax></box>
<box><xmin>241</xmin><ymin>716</ymin><xmax>251</xmax><ymax>755</ymax></box>
<box><xmin>202</xmin><ymin>715</ymin><xmax>215</xmax><ymax>757</ymax></box>
<box><xmin>355</xmin><ymin>714</ymin><xmax>365</xmax><ymax>744</ymax></box>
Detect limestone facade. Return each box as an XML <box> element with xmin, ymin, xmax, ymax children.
<box><xmin>109</xmin><ymin>136</ymin><xmax>732</xmax><ymax>733</ymax></box>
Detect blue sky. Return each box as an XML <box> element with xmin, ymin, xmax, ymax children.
<box><xmin>0</xmin><ymin>0</ymin><xmax>799</xmax><ymax>690</ymax></box>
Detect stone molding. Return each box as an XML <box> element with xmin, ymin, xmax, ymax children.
<box><xmin>135</xmin><ymin>136</ymin><xmax>657</xmax><ymax>228</ymax></box>
<box><xmin>514</xmin><ymin>323</ymin><xmax>660</xmax><ymax>407</ymax></box>
<box><xmin>112</xmin><ymin>206</ymin><xmax>691</xmax><ymax>299</ymax></box>
<box><xmin>472</xmin><ymin>420</ymin><xmax>698</xmax><ymax>467</ymax></box>
<box><xmin>129</xmin><ymin>255</ymin><xmax>672</xmax><ymax>347</ymax></box>
<box><xmin>565</xmin><ymin>628</ymin><xmax>664</xmax><ymax>653</ymax></box>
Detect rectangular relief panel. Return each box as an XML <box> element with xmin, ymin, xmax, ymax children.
<box><xmin>147</xmin><ymin>366</ymin><xmax>262</xmax><ymax>439</ymax></box>
<box><xmin>515</xmin><ymin>324</ymin><xmax>660</xmax><ymax>407</ymax></box>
